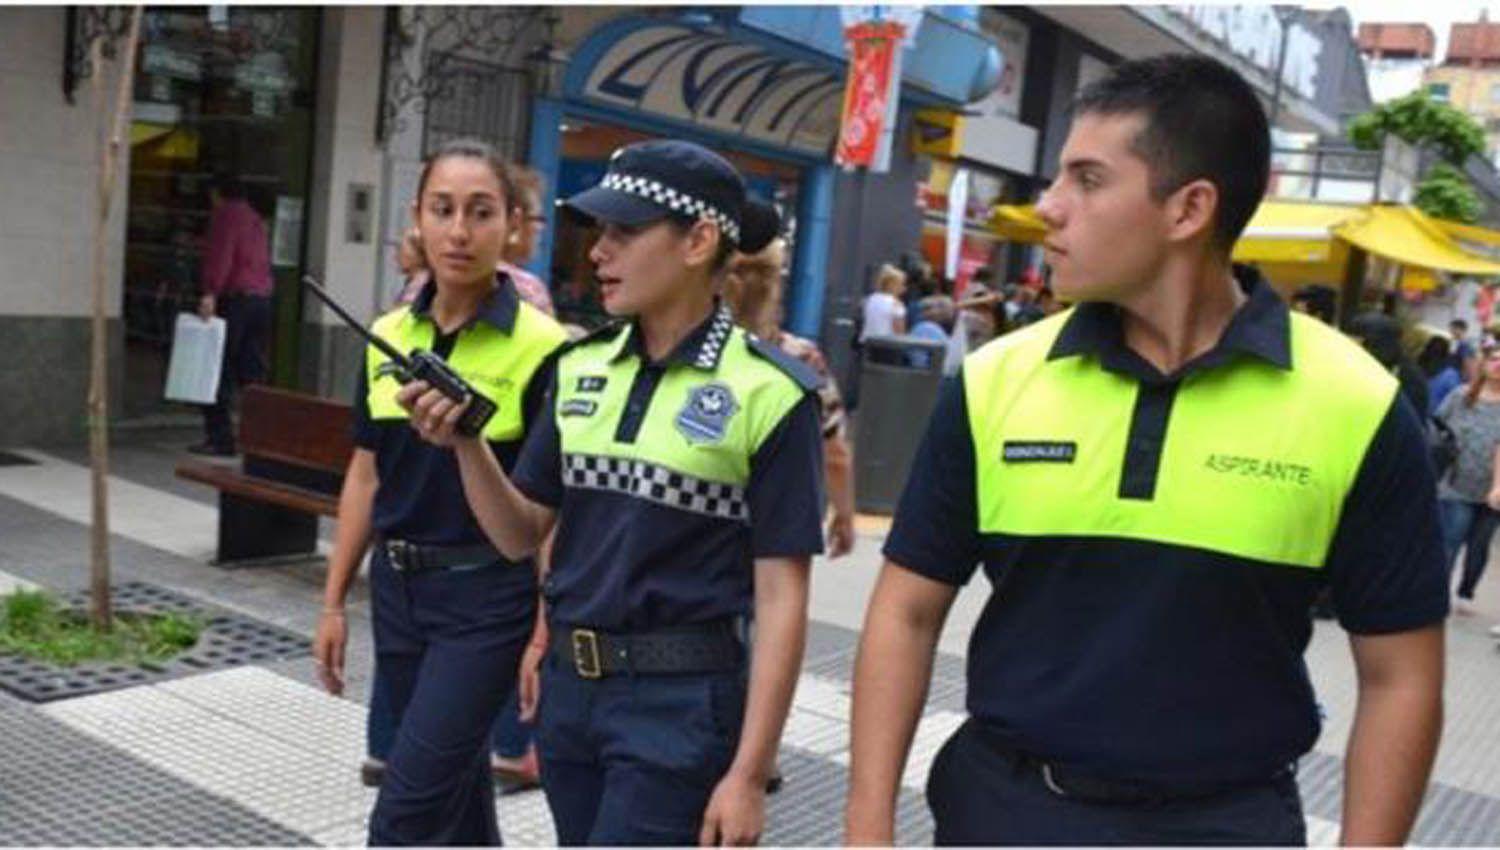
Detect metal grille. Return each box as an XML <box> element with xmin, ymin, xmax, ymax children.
<box><xmin>0</xmin><ymin>582</ymin><xmax>308</xmax><ymax>703</ymax></box>
<box><xmin>422</xmin><ymin>52</ymin><xmax>532</xmax><ymax>158</ymax></box>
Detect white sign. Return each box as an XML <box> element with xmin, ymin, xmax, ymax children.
<box><xmin>583</xmin><ymin>23</ymin><xmax>845</xmax><ymax>155</ymax></box>
<box><xmin>1168</xmin><ymin>6</ymin><xmax>1322</xmax><ymax>100</ymax></box>
<box><xmin>945</xmin><ymin>166</ymin><xmax>969</xmax><ymax>279</ymax></box>
<box><xmin>272</xmin><ymin>196</ymin><xmax>304</xmax><ymax>268</ymax></box>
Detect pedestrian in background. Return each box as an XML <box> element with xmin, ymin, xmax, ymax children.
<box><xmin>189</xmin><ymin>174</ymin><xmax>273</xmax><ymax>457</ymax></box>
<box><xmin>1435</xmin><ymin>343</ymin><xmax>1500</xmax><ymax>616</ymax></box>
<box><xmin>1421</xmin><ymin>335</ymin><xmax>1464</xmax><ymax>418</ymax></box>
<box><xmin>860</xmin><ymin>263</ymin><xmax>908</xmax><ymax>340</ymax></box>
<box><xmin>723</xmin><ymin>234</ymin><xmax>857</xmax><ymax>558</ymax></box>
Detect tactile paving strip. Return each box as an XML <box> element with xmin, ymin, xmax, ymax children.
<box><xmin>0</xmin><ymin>581</ymin><xmax>308</xmax><ymax>702</ymax></box>
<box><xmin>764</xmin><ymin>748</ymin><xmax>934</xmax><ymax>845</ymax></box>
<box><xmin>0</xmin><ymin>706</ymin><xmax>308</xmax><ymax>846</ymax></box>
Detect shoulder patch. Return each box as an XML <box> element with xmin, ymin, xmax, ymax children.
<box><xmin>559</xmin><ymin>320</ymin><xmax>627</xmax><ymax>355</ymax></box>
<box><xmin>745</xmin><ymin>333</ymin><xmax>822</xmax><ymax>392</ymax></box>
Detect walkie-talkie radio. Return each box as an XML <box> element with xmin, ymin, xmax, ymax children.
<box><xmin>301</xmin><ymin>276</ymin><xmax>497</xmax><ymax>437</ymax></box>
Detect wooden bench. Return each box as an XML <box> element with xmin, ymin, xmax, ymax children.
<box><xmin>176</xmin><ymin>385</ymin><xmax>354</xmax><ymax>565</ymax></box>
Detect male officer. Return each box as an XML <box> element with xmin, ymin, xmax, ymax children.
<box><xmin>845</xmin><ymin>54</ymin><xmax>1447</xmax><ymax>846</ymax></box>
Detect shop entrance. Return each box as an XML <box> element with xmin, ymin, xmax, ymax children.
<box><xmin>121</xmin><ymin>7</ymin><xmax>319</xmax><ymax>419</ymax></box>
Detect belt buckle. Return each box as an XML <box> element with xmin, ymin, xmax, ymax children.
<box><xmin>1040</xmin><ymin>763</ymin><xmax>1070</xmax><ymax>798</ymax></box>
<box><xmin>572</xmin><ymin>629</ymin><xmax>602</xmax><ymax>679</ymax></box>
<box><xmin>385</xmin><ymin>540</ymin><xmax>416</xmax><ymax>572</ymax></box>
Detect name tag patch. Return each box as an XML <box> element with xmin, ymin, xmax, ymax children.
<box><xmin>576</xmin><ymin>375</ymin><xmax>608</xmax><ymax>393</ymax></box>
<box><xmin>559</xmin><ymin>399</ymin><xmax>597</xmax><ymax>418</ymax></box>
<box><xmin>1003</xmin><ymin>441</ymin><xmax>1077</xmax><ymax>463</ymax></box>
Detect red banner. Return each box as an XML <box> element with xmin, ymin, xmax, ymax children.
<box><xmin>835</xmin><ymin>21</ymin><xmax>905</xmax><ymax>169</ymax></box>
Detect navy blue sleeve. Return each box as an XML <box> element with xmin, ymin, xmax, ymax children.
<box><xmin>1327</xmin><ymin>394</ymin><xmax>1450</xmax><ymax>634</ymax></box>
<box><xmin>520</xmin><ymin>351</ymin><xmax>558</xmax><ymax>431</ymax></box>
<box><xmin>747</xmin><ymin>393</ymin><xmax>826</xmax><ymax>558</ymax></box>
<box><xmin>511</xmin><ymin>370</ymin><xmax>563</xmax><ymax>508</ymax></box>
<box><xmin>351</xmin><ymin>362</ymin><xmax>380</xmax><ymax>450</ymax></box>
<box><xmin>883</xmin><ymin>373</ymin><xmax>982</xmax><ymax>586</ymax></box>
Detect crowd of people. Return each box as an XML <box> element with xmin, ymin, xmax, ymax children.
<box><xmin>855</xmin><ymin>260</ymin><xmax>1065</xmax><ymax>377</ymax></box>
<box><xmin>1312</xmin><ymin>294</ymin><xmax>1500</xmax><ymax>639</ymax></box>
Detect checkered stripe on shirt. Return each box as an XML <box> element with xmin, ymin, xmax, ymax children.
<box><xmin>562</xmin><ymin>453</ymin><xmax>748</xmax><ymax>522</ymax></box>
<box><xmin>600</xmin><ymin>172</ymin><xmax>742</xmax><ymax>245</ymax></box>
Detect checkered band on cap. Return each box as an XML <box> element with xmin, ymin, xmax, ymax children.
<box><xmin>562</xmin><ymin>453</ymin><xmax>748</xmax><ymax>522</ymax></box>
<box><xmin>600</xmin><ymin>172</ymin><xmax>742</xmax><ymax>245</ymax></box>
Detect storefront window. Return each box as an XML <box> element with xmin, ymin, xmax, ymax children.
<box><xmin>122</xmin><ymin>7</ymin><xmax>319</xmax><ymax>418</ymax></box>
<box><xmin>918</xmin><ymin>158</ymin><xmax>1010</xmax><ymax>296</ymax></box>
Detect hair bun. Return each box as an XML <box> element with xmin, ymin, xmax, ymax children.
<box><xmin>738</xmin><ymin>197</ymin><xmax>781</xmax><ymax>254</ymax></box>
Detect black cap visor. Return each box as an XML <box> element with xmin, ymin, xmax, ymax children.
<box><xmin>563</xmin><ymin>185</ymin><xmax>670</xmax><ymax>230</ymax></box>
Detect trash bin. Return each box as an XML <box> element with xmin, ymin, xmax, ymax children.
<box><xmin>853</xmin><ymin>334</ymin><xmax>947</xmax><ymax>514</ymax></box>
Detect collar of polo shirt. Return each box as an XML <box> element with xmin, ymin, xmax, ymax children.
<box><xmin>612</xmin><ymin>302</ymin><xmax>736</xmax><ymax>371</ymax></box>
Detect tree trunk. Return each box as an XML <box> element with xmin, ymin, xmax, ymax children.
<box><xmin>88</xmin><ymin>8</ymin><xmax>143</xmax><ymax>632</ymax></box>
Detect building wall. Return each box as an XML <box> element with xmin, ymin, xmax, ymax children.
<box><xmin>301</xmin><ymin>6</ymin><xmax>388</xmax><ymax>402</ymax></box>
<box><xmin>1424</xmin><ymin>65</ymin><xmax>1500</xmax><ymax>160</ymax></box>
<box><xmin>1367</xmin><ymin>58</ymin><xmax>1430</xmax><ymax>104</ymax></box>
<box><xmin>0</xmin><ymin>7</ymin><xmax>128</xmax><ymax>446</ymax></box>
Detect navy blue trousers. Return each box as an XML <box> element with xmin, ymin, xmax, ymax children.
<box><xmin>202</xmin><ymin>293</ymin><xmax>271</xmax><ymax>451</ymax></box>
<box><xmin>366</xmin><ymin>547</ymin><xmax>535</xmax><ymax>846</ymax></box>
<box><xmin>927</xmin><ymin>721</ymin><xmax>1307</xmax><ymax>846</ymax></box>
<box><xmin>536</xmin><ymin>656</ymin><xmax>746</xmax><ymax>845</ymax></box>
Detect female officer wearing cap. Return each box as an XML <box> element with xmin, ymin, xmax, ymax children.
<box><xmin>399</xmin><ymin>139</ymin><xmax>825</xmax><ymax>845</ymax></box>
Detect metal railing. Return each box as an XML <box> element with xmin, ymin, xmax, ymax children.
<box><xmin>1269</xmin><ymin>145</ymin><xmax>1383</xmax><ymax>203</ymax></box>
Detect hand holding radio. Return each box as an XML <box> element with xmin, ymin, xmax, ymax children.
<box><xmin>301</xmin><ymin>275</ymin><xmax>496</xmax><ymax>438</ymax></box>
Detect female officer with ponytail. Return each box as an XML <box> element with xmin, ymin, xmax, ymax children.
<box><xmin>401</xmin><ymin>139</ymin><xmax>825</xmax><ymax>845</ymax></box>
<box><xmin>312</xmin><ymin>138</ymin><xmax>566</xmax><ymax>845</ymax></box>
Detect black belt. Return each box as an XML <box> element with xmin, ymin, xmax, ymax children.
<box><xmin>968</xmin><ymin>721</ymin><xmax>1289</xmax><ymax>805</ymax></box>
<box><xmin>381</xmin><ymin>538</ymin><xmax>501</xmax><ymax>574</ymax></box>
<box><xmin>550</xmin><ymin>620</ymin><xmax>745</xmax><ymax>679</ymax></box>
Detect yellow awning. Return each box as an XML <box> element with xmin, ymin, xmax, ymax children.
<box><xmin>989</xmin><ymin>200</ymin><xmax>1363</xmax><ymax>263</ymax></box>
<box><xmin>990</xmin><ymin>204</ymin><xmax>1047</xmax><ymax>243</ymax></box>
<box><xmin>990</xmin><ymin>200</ymin><xmax>1500</xmax><ymax>277</ymax></box>
<box><xmin>1235</xmin><ymin>200</ymin><xmax>1363</xmax><ymax>264</ymax></box>
<box><xmin>1334</xmin><ymin>205</ymin><xmax>1500</xmax><ymax>276</ymax></box>
<box><xmin>130</xmin><ymin>121</ymin><xmax>174</xmax><ymax>147</ymax></box>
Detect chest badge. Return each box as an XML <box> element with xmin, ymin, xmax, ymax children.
<box><xmin>676</xmin><ymin>382</ymin><xmax>738</xmax><ymax>444</ymax></box>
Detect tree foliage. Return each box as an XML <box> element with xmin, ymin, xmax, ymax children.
<box><xmin>1413</xmin><ymin>162</ymin><xmax>1484</xmax><ymax>224</ymax></box>
<box><xmin>1348</xmin><ymin>91</ymin><xmax>1486</xmax><ymax>165</ymax></box>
